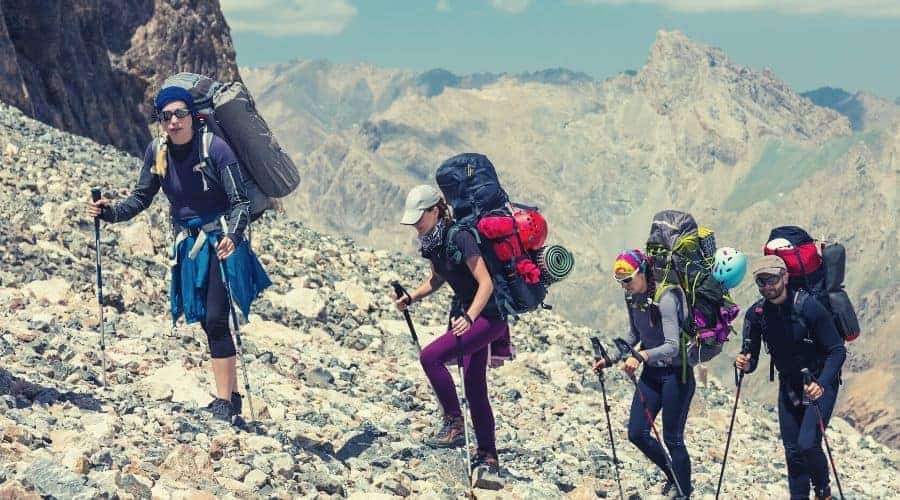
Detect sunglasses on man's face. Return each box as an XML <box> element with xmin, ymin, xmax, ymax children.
<box><xmin>755</xmin><ymin>274</ymin><xmax>783</xmax><ymax>287</ymax></box>
<box><xmin>158</xmin><ymin>108</ymin><xmax>191</xmax><ymax>122</ymax></box>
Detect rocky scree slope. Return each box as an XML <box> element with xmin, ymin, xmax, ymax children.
<box><xmin>0</xmin><ymin>103</ymin><xmax>897</xmax><ymax>498</ymax></box>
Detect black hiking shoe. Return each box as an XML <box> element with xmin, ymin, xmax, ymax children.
<box><xmin>231</xmin><ymin>392</ymin><xmax>242</xmax><ymax>416</ymax></box>
<box><xmin>814</xmin><ymin>486</ymin><xmax>832</xmax><ymax>500</ymax></box>
<box><xmin>662</xmin><ymin>479</ymin><xmax>690</xmax><ymax>499</ymax></box>
<box><xmin>424</xmin><ymin>415</ymin><xmax>465</xmax><ymax>448</ymax></box>
<box><xmin>472</xmin><ymin>449</ymin><xmax>503</xmax><ymax>490</ymax></box>
<box><xmin>660</xmin><ymin>480</ymin><xmax>677</xmax><ymax>497</ymax></box>
<box><xmin>205</xmin><ymin>398</ymin><xmax>236</xmax><ymax>422</ymax></box>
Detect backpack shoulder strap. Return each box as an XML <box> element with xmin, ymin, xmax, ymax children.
<box><xmin>747</xmin><ymin>297</ymin><xmax>777</xmax><ymax>382</ymax></box>
<box><xmin>792</xmin><ymin>290</ymin><xmax>812</xmax><ymax>337</ymax></box>
<box><xmin>653</xmin><ymin>284</ymin><xmax>689</xmax><ymax>329</ymax></box>
<box><xmin>201</xmin><ymin>128</ymin><xmax>214</xmax><ymax>165</ymax></box>
<box><xmin>445</xmin><ymin>223</ymin><xmax>479</xmax><ymax>264</ymax></box>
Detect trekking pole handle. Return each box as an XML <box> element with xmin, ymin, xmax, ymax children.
<box><xmin>614</xmin><ymin>337</ymin><xmax>642</xmax><ymax>363</ymax></box>
<box><xmin>590</xmin><ymin>337</ymin><xmax>612</xmax><ymax>365</ymax></box>
<box><xmin>800</xmin><ymin>368</ymin><xmax>818</xmax><ymax>386</ymax></box>
<box><xmin>736</xmin><ymin>336</ymin><xmax>752</xmax><ymax>386</ymax></box>
<box><xmin>91</xmin><ymin>188</ymin><xmax>102</xmax><ymax>225</ymax></box>
<box><xmin>740</xmin><ymin>335</ymin><xmax>752</xmax><ymax>355</ymax></box>
<box><xmin>390</xmin><ymin>281</ymin><xmax>411</xmax><ymax>304</ymax></box>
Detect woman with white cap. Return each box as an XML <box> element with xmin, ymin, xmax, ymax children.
<box><xmin>394</xmin><ymin>184</ymin><xmax>507</xmax><ymax>476</ymax></box>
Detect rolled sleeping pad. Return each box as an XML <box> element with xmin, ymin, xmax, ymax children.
<box><xmin>828</xmin><ymin>290</ymin><xmax>860</xmax><ymax>341</ymax></box>
<box><xmin>822</xmin><ymin>243</ymin><xmax>846</xmax><ymax>293</ymax></box>
<box><xmin>535</xmin><ymin>245</ymin><xmax>574</xmax><ymax>284</ymax></box>
<box><xmin>212</xmin><ymin>82</ymin><xmax>300</xmax><ymax>198</ymax></box>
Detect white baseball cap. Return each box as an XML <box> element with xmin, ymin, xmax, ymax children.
<box><xmin>399</xmin><ymin>185</ymin><xmax>442</xmax><ymax>225</ymax></box>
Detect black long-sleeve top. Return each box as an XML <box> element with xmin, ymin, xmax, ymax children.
<box><xmin>100</xmin><ymin>134</ymin><xmax>249</xmax><ymax>243</ymax></box>
<box><xmin>741</xmin><ymin>289</ymin><xmax>846</xmax><ymax>388</ymax></box>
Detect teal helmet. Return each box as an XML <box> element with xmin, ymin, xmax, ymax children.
<box><xmin>712</xmin><ymin>247</ymin><xmax>747</xmax><ymax>290</ymax></box>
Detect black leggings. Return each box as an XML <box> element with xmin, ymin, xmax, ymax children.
<box><xmin>627</xmin><ymin>365</ymin><xmax>696</xmax><ymax>495</ymax></box>
<box><xmin>778</xmin><ymin>382</ymin><xmax>839</xmax><ymax>499</ymax></box>
<box><xmin>203</xmin><ymin>253</ymin><xmax>236</xmax><ymax>359</ymax></box>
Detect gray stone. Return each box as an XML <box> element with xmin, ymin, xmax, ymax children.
<box><xmin>24</xmin><ymin>459</ymin><xmax>97</xmax><ymax>499</ymax></box>
<box><xmin>306</xmin><ymin>367</ymin><xmax>335</xmax><ymax>388</ymax></box>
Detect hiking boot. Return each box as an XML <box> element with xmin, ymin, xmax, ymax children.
<box><xmin>205</xmin><ymin>398</ymin><xmax>236</xmax><ymax>422</ymax></box>
<box><xmin>424</xmin><ymin>415</ymin><xmax>464</xmax><ymax>448</ymax></box>
<box><xmin>662</xmin><ymin>479</ymin><xmax>690</xmax><ymax>499</ymax></box>
<box><xmin>660</xmin><ymin>480</ymin><xmax>677</xmax><ymax>498</ymax></box>
<box><xmin>472</xmin><ymin>449</ymin><xmax>503</xmax><ymax>490</ymax></box>
<box><xmin>814</xmin><ymin>486</ymin><xmax>832</xmax><ymax>500</ymax></box>
<box><xmin>231</xmin><ymin>392</ymin><xmax>242</xmax><ymax>416</ymax></box>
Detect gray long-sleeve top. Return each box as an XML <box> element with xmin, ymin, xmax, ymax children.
<box><xmin>612</xmin><ymin>288</ymin><xmax>686</xmax><ymax>367</ymax></box>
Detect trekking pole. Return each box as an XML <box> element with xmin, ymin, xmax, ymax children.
<box><xmin>715</xmin><ymin>336</ymin><xmax>752</xmax><ymax>499</ymax></box>
<box><xmin>801</xmin><ymin>368</ymin><xmax>845</xmax><ymax>500</ymax></box>
<box><xmin>455</xmin><ymin>334</ymin><xmax>474</xmax><ymax>491</ymax></box>
<box><xmin>590</xmin><ymin>337</ymin><xmax>624</xmax><ymax>500</ymax></box>
<box><xmin>90</xmin><ymin>188</ymin><xmax>108</xmax><ymax>387</ymax></box>
<box><xmin>390</xmin><ymin>281</ymin><xmax>420</xmax><ymax>352</ymax></box>
<box><xmin>215</xmin><ymin>229</ymin><xmax>257</xmax><ymax>422</ymax></box>
<box><xmin>613</xmin><ymin>338</ymin><xmax>685</xmax><ymax>498</ymax></box>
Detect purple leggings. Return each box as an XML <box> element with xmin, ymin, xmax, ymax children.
<box><xmin>420</xmin><ymin>316</ymin><xmax>509</xmax><ymax>455</ymax></box>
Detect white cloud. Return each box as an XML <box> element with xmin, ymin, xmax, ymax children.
<box><xmin>436</xmin><ymin>0</ymin><xmax>451</xmax><ymax>12</ymax></box>
<box><xmin>490</xmin><ymin>0</ymin><xmax>532</xmax><ymax>14</ymax></box>
<box><xmin>568</xmin><ymin>0</ymin><xmax>900</xmax><ymax>17</ymax></box>
<box><xmin>220</xmin><ymin>0</ymin><xmax>358</xmax><ymax>36</ymax></box>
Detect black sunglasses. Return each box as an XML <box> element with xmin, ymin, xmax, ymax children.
<box><xmin>755</xmin><ymin>274</ymin><xmax>782</xmax><ymax>287</ymax></box>
<box><xmin>157</xmin><ymin>108</ymin><xmax>191</xmax><ymax>122</ymax></box>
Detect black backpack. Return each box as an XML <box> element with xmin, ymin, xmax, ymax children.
<box><xmin>436</xmin><ymin>153</ymin><xmax>509</xmax><ymax>223</ymax></box>
<box><xmin>436</xmin><ymin>153</ymin><xmax>552</xmax><ymax>318</ymax></box>
<box><xmin>764</xmin><ymin>226</ymin><xmax>860</xmax><ymax>342</ymax></box>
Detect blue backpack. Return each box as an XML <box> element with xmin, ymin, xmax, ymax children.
<box><xmin>436</xmin><ymin>153</ymin><xmax>551</xmax><ymax>318</ymax></box>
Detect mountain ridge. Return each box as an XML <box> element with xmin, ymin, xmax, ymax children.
<box><xmin>243</xmin><ymin>29</ymin><xmax>899</xmax><ymax>448</ymax></box>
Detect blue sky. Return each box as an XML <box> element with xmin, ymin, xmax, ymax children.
<box><xmin>221</xmin><ymin>1</ymin><xmax>900</xmax><ymax>99</ymax></box>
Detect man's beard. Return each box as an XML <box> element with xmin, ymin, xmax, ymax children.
<box><xmin>762</xmin><ymin>283</ymin><xmax>784</xmax><ymax>300</ymax></box>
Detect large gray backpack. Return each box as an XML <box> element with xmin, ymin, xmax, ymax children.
<box><xmin>158</xmin><ymin>73</ymin><xmax>300</xmax><ymax>221</ymax></box>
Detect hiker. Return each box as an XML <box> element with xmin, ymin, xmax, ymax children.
<box><xmin>736</xmin><ymin>255</ymin><xmax>846</xmax><ymax>500</ymax></box>
<box><xmin>393</xmin><ymin>184</ymin><xmax>507</xmax><ymax>476</ymax></box>
<box><xmin>86</xmin><ymin>85</ymin><xmax>270</xmax><ymax>422</ymax></box>
<box><xmin>593</xmin><ymin>249</ymin><xmax>695</xmax><ymax>498</ymax></box>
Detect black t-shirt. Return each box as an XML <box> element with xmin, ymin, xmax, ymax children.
<box><xmin>429</xmin><ymin>229</ymin><xmax>500</xmax><ymax>319</ymax></box>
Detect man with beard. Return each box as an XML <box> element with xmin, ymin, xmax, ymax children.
<box><xmin>735</xmin><ymin>255</ymin><xmax>846</xmax><ymax>500</ymax></box>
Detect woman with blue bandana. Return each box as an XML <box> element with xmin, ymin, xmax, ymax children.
<box><xmin>86</xmin><ymin>85</ymin><xmax>270</xmax><ymax>423</ymax></box>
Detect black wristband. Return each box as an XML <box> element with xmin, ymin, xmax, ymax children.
<box><xmin>630</xmin><ymin>353</ymin><xmax>644</xmax><ymax>364</ymax></box>
<box><xmin>463</xmin><ymin>313</ymin><xmax>473</xmax><ymax>326</ymax></box>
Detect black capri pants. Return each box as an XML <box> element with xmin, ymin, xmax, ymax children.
<box><xmin>202</xmin><ymin>252</ymin><xmax>236</xmax><ymax>359</ymax></box>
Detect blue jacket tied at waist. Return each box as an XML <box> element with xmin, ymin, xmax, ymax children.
<box><xmin>170</xmin><ymin>216</ymin><xmax>271</xmax><ymax>324</ymax></box>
